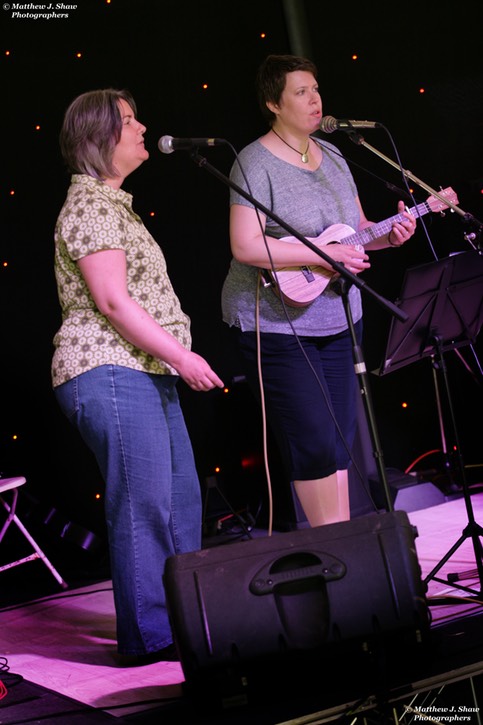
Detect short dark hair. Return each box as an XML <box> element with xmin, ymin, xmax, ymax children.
<box><xmin>256</xmin><ymin>54</ymin><xmax>318</xmax><ymax>125</ymax></box>
<box><xmin>59</xmin><ymin>88</ymin><xmax>137</xmax><ymax>179</ymax></box>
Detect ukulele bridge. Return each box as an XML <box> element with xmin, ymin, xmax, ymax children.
<box><xmin>301</xmin><ymin>266</ymin><xmax>315</xmax><ymax>283</ymax></box>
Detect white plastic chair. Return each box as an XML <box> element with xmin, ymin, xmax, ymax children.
<box><xmin>0</xmin><ymin>476</ymin><xmax>68</xmax><ymax>588</ymax></box>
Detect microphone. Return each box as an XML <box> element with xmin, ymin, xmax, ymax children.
<box><xmin>158</xmin><ymin>135</ymin><xmax>226</xmax><ymax>154</ymax></box>
<box><xmin>320</xmin><ymin>116</ymin><xmax>380</xmax><ymax>133</ymax></box>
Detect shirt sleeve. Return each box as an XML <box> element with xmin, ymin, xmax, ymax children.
<box><xmin>60</xmin><ymin>194</ymin><xmax>127</xmax><ymax>261</ymax></box>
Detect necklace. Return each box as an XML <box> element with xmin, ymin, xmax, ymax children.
<box><xmin>272</xmin><ymin>128</ymin><xmax>310</xmax><ymax>163</ymax></box>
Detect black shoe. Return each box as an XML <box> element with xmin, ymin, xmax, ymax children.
<box><xmin>116</xmin><ymin>643</ymin><xmax>179</xmax><ymax>667</ymax></box>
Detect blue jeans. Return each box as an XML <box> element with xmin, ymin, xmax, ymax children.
<box><xmin>54</xmin><ymin>365</ymin><xmax>202</xmax><ymax>655</ymax></box>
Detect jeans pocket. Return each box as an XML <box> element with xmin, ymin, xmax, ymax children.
<box><xmin>54</xmin><ymin>377</ymin><xmax>80</xmax><ymax>422</ymax></box>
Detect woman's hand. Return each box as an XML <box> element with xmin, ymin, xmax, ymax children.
<box><xmin>321</xmin><ymin>242</ymin><xmax>371</xmax><ymax>275</ymax></box>
<box><xmin>173</xmin><ymin>349</ymin><xmax>224</xmax><ymax>391</ymax></box>
<box><xmin>387</xmin><ymin>200</ymin><xmax>417</xmax><ymax>247</ymax></box>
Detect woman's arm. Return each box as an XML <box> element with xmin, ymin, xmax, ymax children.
<box><xmin>230</xmin><ymin>203</ymin><xmax>370</xmax><ymax>274</ymax></box>
<box><xmin>77</xmin><ymin>249</ymin><xmax>223</xmax><ymax>391</ymax></box>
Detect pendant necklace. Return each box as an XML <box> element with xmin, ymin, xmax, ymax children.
<box><xmin>272</xmin><ymin>128</ymin><xmax>310</xmax><ymax>163</ymax></box>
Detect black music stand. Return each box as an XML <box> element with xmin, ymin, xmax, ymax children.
<box><xmin>378</xmin><ymin>250</ymin><xmax>483</xmax><ymax>596</ymax></box>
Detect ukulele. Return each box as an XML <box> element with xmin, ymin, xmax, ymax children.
<box><xmin>265</xmin><ymin>187</ymin><xmax>458</xmax><ymax>307</ymax></box>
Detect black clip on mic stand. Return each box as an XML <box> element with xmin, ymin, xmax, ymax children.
<box><xmin>189</xmin><ymin>149</ymin><xmax>409</xmax><ymax>515</ymax></box>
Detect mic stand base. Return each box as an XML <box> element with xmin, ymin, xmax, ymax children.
<box><xmin>422</xmin><ymin>336</ymin><xmax>483</xmax><ymax>598</ymax></box>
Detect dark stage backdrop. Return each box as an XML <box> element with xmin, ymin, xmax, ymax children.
<box><xmin>2</xmin><ymin>0</ymin><xmax>482</xmax><ymax>540</ymax></box>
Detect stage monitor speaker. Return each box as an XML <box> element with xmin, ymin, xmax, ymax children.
<box><xmin>370</xmin><ymin>468</ymin><xmax>447</xmax><ymax>513</ymax></box>
<box><xmin>164</xmin><ymin>511</ymin><xmax>430</xmax><ymax>710</ymax></box>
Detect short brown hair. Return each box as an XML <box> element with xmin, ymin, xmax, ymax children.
<box><xmin>60</xmin><ymin>88</ymin><xmax>137</xmax><ymax>179</ymax></box>
<box><xmin>256</xmin><ymin>54</ymin><xmax>318</xmax><ymax>126</ymax></box>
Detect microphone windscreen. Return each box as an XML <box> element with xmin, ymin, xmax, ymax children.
<box><xmin>319</xmin><ymin>116</ymin><xmax>338</xmax><ymax>133</ymax></box>
<box><xmin>158</xmin><ymin>136</ymin><xmax>174</xmax><ymax>154</ymax></box>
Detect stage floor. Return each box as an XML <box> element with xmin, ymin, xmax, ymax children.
<box><xmin>1</xmin><ymin>492</ymin><xmax>483</xmax><ymax>723</ymax></box>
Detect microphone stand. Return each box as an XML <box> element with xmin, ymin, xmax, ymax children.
<box><xmin>346</xmin><ymin>133</ymin><xmax>483</xmax><ymax>245</ymax></box>
<box><xmin>346</xmin><ymin>132</ymin><xmax>483</xmax><ymax>596</ymax></box>
<box><xmin>189</xmin><ymin>149</ymin><xmax>408</xmax><ymax>515</ymax></box>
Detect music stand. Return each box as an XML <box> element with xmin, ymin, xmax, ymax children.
<box><xmin>378</xmin><ymin>250</ymin><xmax>483</xmax><ymax>596</ymax></box>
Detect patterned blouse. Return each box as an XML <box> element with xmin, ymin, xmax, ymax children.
<box><xmin>51</xmin><ymin>174</ymin><xmax>191</xmax><ymax>388</ymax></box>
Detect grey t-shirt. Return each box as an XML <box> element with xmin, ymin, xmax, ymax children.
<box><xmin>221</xmin><ymin>138</ymin><xmax>363</xmax><ymax>336</ymax></box>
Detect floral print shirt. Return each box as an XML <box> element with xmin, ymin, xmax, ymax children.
<box><xmin>52</xmin><ymin>174</ymin><xmax>191</xmax><ymax>387</ymax></box>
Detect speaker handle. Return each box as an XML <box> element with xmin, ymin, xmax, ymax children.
<box><xmin>249</xmin><ymin>554</ymin><xmax>346</xmax><ymax>595</ymax></box>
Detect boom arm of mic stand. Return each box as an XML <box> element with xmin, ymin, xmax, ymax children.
<box><xmin>190</xmin><ymin>151</ymin><xmax>408</xmax><ymax>323</ymax></box>
<box><xmin>348</xmin><ymin>133</ymin><xmax>483</xmax><ymax>231</ymax></box>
